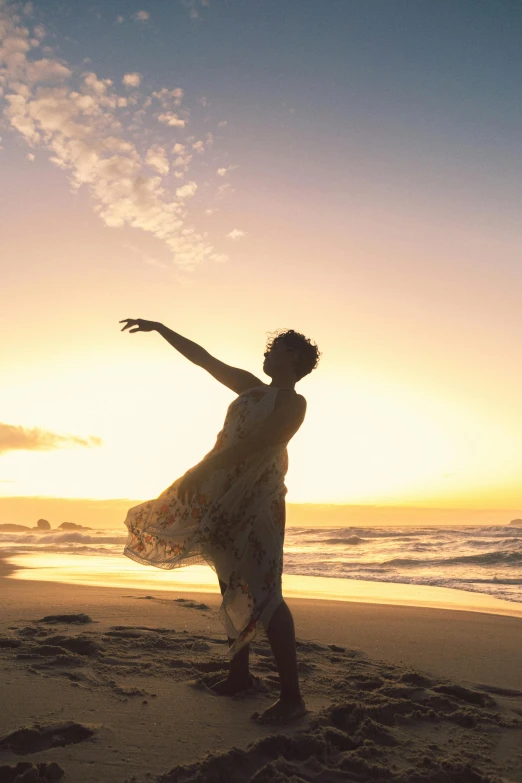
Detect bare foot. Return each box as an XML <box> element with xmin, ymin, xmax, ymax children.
<box><xmin>211</xmin><ymin>673</ymin><xmax>257</xmax><ymax>696</ymax></box>
<box><xmin>251</xmin><ymin>696</ymin><xmax>308</xmax><ymax>724</ymax></box>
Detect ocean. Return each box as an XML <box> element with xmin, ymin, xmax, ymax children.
<box><xmin>1</xmin><ymin>523</ymin><xmax>520</xmax><ymax>605</ymax></box>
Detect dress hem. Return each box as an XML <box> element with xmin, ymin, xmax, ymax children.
<box><xmin>123</xmin><ymin>547</ymin><xmax>214</xmax><ymax>572</ymax></box>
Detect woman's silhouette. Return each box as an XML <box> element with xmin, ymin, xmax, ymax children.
<box><xmin>119</xmin><ymin>318</ymin><xmax>320</xmax><ymax>723</ymax></box>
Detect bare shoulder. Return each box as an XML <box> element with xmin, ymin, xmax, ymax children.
<box><xmin>199</xmin><ymin>353</ymin><xmax>263</xmax><ymax>394</ymax></box>
<box><xmin>274</xmin><ymin>389</ymin><xmax>307</xmax><ymax>416</ymax></box>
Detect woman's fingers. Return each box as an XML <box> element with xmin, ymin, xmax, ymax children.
<box><xmin>121</xmin><ymin>322</ymin><xmax>141</xmax><ymax>333</ymax></box>
<box><xmin>120</xmin><ymin>319</ymin><xmax>157</xmax><ymax>333</ymax></box>
<box><xmin>178</xmin><ymin>476</ymin><xmax>188</xmax><ymax>504</ymax></box>
<box><xmin>179</xmin><ymin>475</ymin><xmax>197</xmax><ymax>505</ymax></box>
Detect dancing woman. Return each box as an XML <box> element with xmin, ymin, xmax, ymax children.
<box><xmin>120</xmin><ymin>319</ymin><xmax>320</xmax><ymax>723</ymax></box>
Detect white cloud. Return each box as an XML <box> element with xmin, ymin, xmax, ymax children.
<box><xmin>152</xmin><ymin>87</ymin><xmax>183</xmax><ymax>108</ymax></box>
<box><xmin>217</xmin><ymin>165</ymin><xmax>236</xmax><ymax>177</ymax></box>
<box><xmin>25</xmin><ymin>58</ymin><xmax>71</xmax><ymax>83</ymax></box>
<box><xmin>145</xmin><ymin>143</ymin><xmax>169</xmax><ymax>175</ymax></box>
<box><xmin>116</xmin><ymin>15</ymin><xmax>124</xmax><ymax>24</ymax></box>
<box><xmin>122</xmin><ymin>72</ymin><xmax>142</xmax><ymax>88</ymax></box>
<box><xmin>174</xmin><ymin>153</ymin><xmax>192</xmax><ymax>168</ymax></box>
<box><xmin>176</xmin><ymin>181</ymin><xmax>197</xmax><ymax>199</ymax></box>
<box><xmin>26</xmin><ymin>151</ymin><xmax>34</xmax><ymax>161</ymax></box>
<box><xmin>0</xmin><ymin>4</ymin><xmax>229</xmax><ymax>269</ymax></box>
<box><xmin>133</xmin><ymin>10</ymin><xmax>150</xmax><ymax>22</ymax></box>
<box><xmin>83</xmin><ymin>71</ymin><xmax>111</xmax><ymax>95</ymax></box>
<box><xmin>226</xmin><ymin>229</ymin><xmax>246</xmax><ymax>240</ymax></box>
<box><xmin>157</xmin><ymin>112</ymin><xmax>185</xmax><ymax>128</ymax></box>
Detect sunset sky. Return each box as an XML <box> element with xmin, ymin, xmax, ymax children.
<box><xmin>1</xmin><ymin>0</ymin><xmax>522</xmax><ymax>511</ymax></box>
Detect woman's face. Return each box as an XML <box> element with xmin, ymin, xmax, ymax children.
<box><xmin>263</xmin><ymin>341</ymin><xmax>299</xmax><ymax>376</ymax></box>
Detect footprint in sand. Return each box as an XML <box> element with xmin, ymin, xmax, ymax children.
<box><xmin>0</xmin><ymin>721</ymin><xmax>94</xmax><ymax>755</ymax></box>
<box><xmin>37</xmin><ymin>614</ymin><xmax>93</xmax><ymax>625</ymax></box>
<box><xmin>432</xmin><ymin>683</ymin><xmax>496</xmax><ymax>708</ymax></box>
<box><xmin>39</xmin><ymin>635</ymin><xmax>102</xmax><ymax>657</ymax></box>
<box><xmin>475</xmin><ymin>684</ymin><xmax>522</xmax><ymax>698</ymax></box>
<box><xmin>173</xmin><ymin>598</ymin><xmax>210</xmax><ymax>610</ymax></box>
<box><xmin>124</xmin><ymin>596</ymin><xmax>210</xmax><ymax>610</ymax></box>
<box><xmin>0</xmin><ymin>638</ymin><xmax>22</xmax><ymax>649</ymax></box>
<box><xmin>0</xmin><ymin>760</ymin><xmax>65</xmax><ymax>781</ymax></box>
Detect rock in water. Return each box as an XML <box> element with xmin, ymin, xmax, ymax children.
<box><xmin>57</xmin><ymin>522</ymin><xmax>92</xmax><ymax>530</ymax></box>
<box><xmin>0</xmin><ymin>524</ymin><xmax>31</xmax><ymax>532</ymax></box>
<box><xmin>35</xmin><ymin>519</ymin><xmax>51</xmax><ymax>530</ymax></box>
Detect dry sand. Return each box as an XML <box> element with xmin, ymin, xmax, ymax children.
<box><xmin>1</xmin><ymin>556</ymin><xmax>521</xmax><ymax>783</ymax></box>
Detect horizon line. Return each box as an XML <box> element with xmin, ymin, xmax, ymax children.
<box><xmin>0</xmin><ymin>495</ymin><xmax>521</xmax><ymax>512</ymax></box>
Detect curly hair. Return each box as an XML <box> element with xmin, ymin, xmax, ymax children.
<box><xmin>265</xmin><ymin>329</ymin><xmax>321</xmax><ymax>381</ymax></box>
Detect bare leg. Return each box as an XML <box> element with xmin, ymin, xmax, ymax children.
<box><xmin>211</xmin><ymin>578</ymin><xmax>253</xmax><ymax>695</ymax></box>
<box><xmin>252</xmin><ymin>600</ymin><xmax>307</xmax><ymax>723</ymax></box>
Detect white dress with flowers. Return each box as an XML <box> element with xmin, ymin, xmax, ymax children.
<box><xmin>123</xmin><ymin>385</ymin><xmax>289</xmax><ymax>658</ymax></box>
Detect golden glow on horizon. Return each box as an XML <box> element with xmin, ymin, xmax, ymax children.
<box><xmin>1</xmin><ymin>356</ymin><xmax>521</xmax><ymax>506</ymax></box>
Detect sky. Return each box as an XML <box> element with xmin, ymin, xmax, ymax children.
<box><xmin>1</xmin><ymin>0</ymin><xmax>522</xmax><ymax>513</ymax></box>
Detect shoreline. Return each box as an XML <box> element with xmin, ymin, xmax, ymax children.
<box><xmin>4</xmin><ymin>551</ymin><xmax>522</xmax><ymax>619</ymax></box>
<box><xmin>2</xmin><ymin>554</ymin><xmax>522</xmax><ymax>690</ymax></box>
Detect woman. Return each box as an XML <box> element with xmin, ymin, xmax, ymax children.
<box><xmin>120</xmin><ymin>318</ymin><xmax>320</xmax><ymax>724</ymax></box>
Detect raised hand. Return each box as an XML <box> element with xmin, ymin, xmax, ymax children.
<box><xmin>119</xmin><ymin>318</ymin><xmax>158</xmax><ymax>333</ymax></box>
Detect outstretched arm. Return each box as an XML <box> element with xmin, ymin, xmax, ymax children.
<box><xmin>120</xmin><ymin>319</ymin><xmax>263</xmax><ymax>394</ymax></box>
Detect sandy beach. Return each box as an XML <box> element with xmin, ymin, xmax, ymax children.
<box><xmin>1</xmin><ymin>556</ymin><xmax>521</xmax><ymax>783</ymax></box>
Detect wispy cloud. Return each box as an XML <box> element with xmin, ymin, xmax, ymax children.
<box><xmin>145</xmin><ymin>143</ymin><xmax>169</xmax><ymax>174</ymax></box>
<box><xmin>0</xmin><ymin>1</ymin><xmax>230</xmax><ymax>268</ymax></box>
<box><xmin>157</xmin><ymin>111</ymin><xmax>185</xmax><ymax>128</ymax></box>
<box><xmin>123</xmin><ymin>242</ymin><xmax>169</xmax><ymax>270</ymax></box>
<box><xmin>217</xmin><ymin>165</ymin><xmax>236</xmax><ymax>177</ymax></box>
<box><xmin>176</xmin><ymin>180</ymin><xmax>197</xmax><ymax>199</ymax></box>
<box><xmin>183</xmin><ymin>0</ymin><xmax>210</xmax><ymax>20</ymax></box>
<box><xmin>0</xmin><ymin>423</ymin><xmax>103</xmax><ymax>454</ymax></box>
<box><xmin>133</xmin><ymin>10</ymin><xmax>150</xmax><ymax>22</ymax></box>
<box><xmin>227</xmin><ymin>228</ymin><xmax>246</xmax><ymax>240</ymax></box>
<box><xmin>122</xmin><ymin>72</ymin><xmax>141</xmax><ymax>88</ymax></box>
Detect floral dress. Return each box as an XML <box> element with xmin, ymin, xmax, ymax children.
<box><xmin>123</xmin><ymin>384</ymin><xmax>290</xmax><ymax>658</ymax></box>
